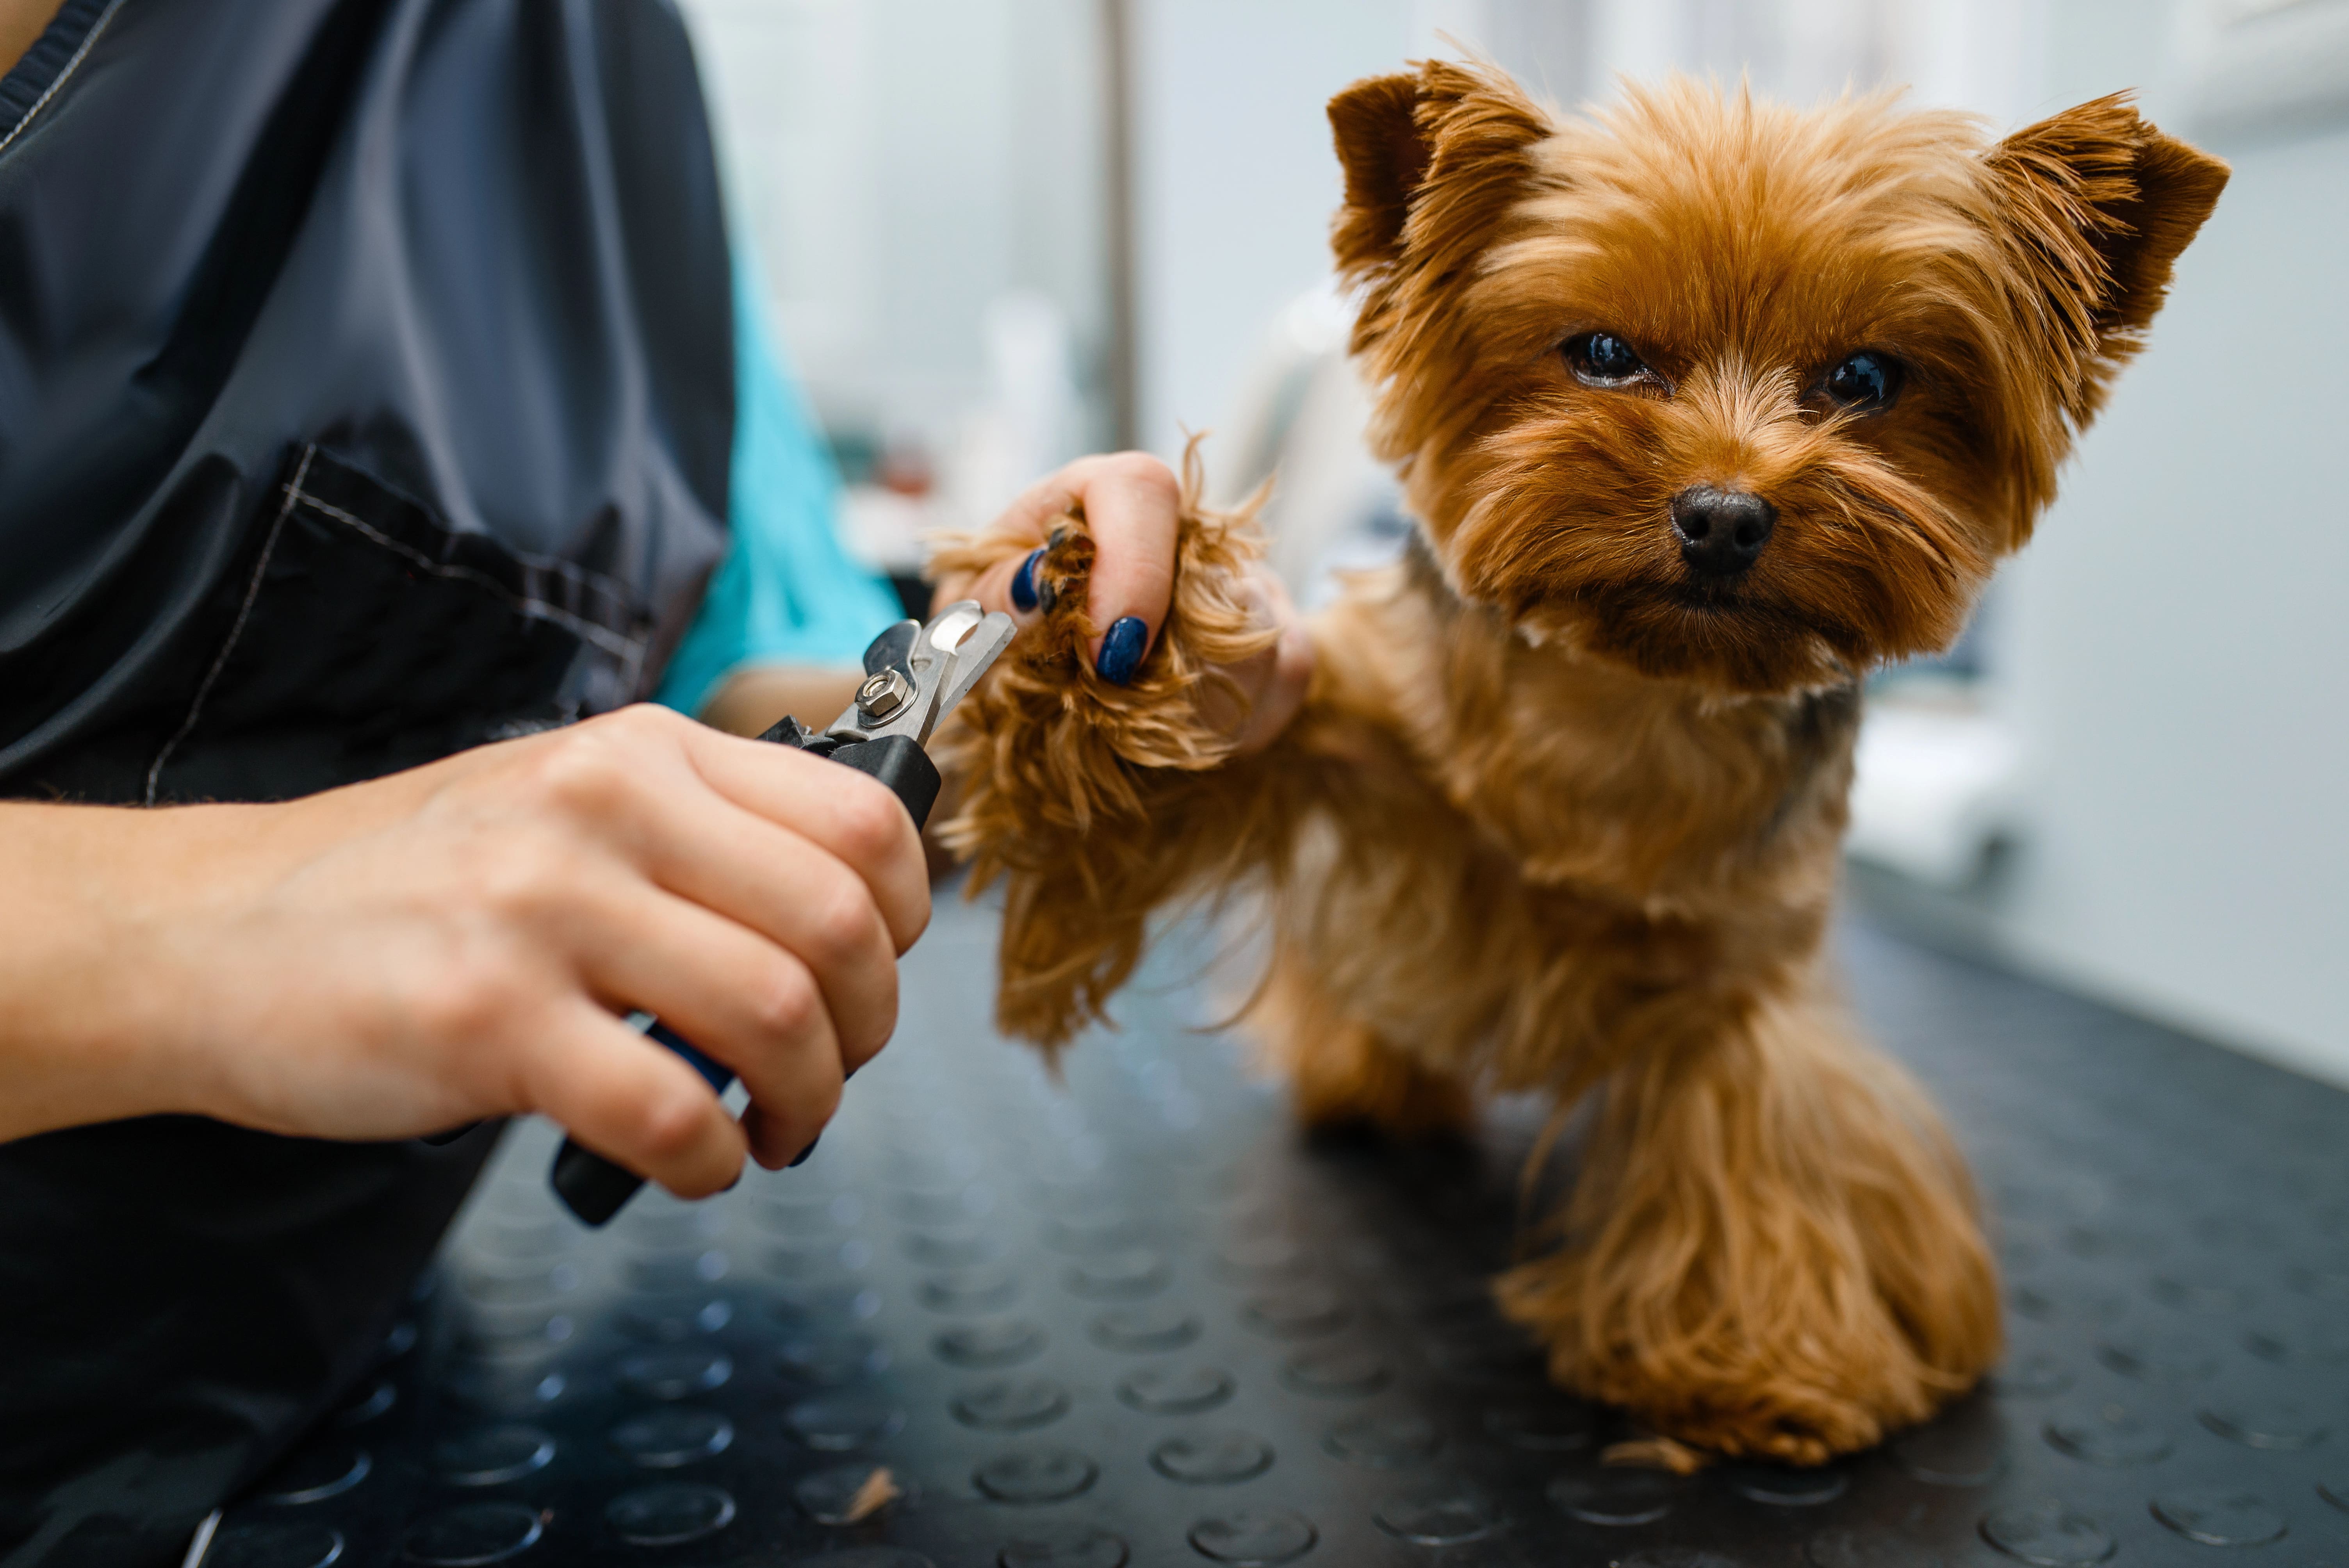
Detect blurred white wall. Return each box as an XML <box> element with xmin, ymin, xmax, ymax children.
<box><xmin>1985</xmin><ymin>0</ymin><xmax>2349</xmax><ymax>1081</ymax></box>
<box><xmin>1125</xmin><ymin>0</ymin><xmax>1418</xmax><ymax>458</ymax></box>
<box><xmin>679</xmin><ymin>0</ymin><xmax>1110</xmax><ymax>454</ymax></box>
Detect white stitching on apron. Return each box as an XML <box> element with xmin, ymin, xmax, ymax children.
<box><xmin>286</xmin><ymin>483</ymin><xmax>648</xmax><ymax>671</ymax></box>
<box><xmin>142</xmin><ymin>446</ymin><xmax>314</xmax><ymax>806</ymax></box>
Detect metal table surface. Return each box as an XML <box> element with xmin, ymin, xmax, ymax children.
<box><xmin>203</xmin><ymin>887</ymin><xmax>2349</xmax><ymax>1567</ymax></box>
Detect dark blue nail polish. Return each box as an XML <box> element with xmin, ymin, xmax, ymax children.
<box><xmin>789</xmin><ymin>1133</ymin><xmax>822</xmax><ymax>1169</ymax></box>
<box><xmin>1096</xmin><ymin>616</ymin><xmax>1149</xmax><ymax>685</ymax></box>
<box><xmin>1010</xmin><ymin>548</ymin><xmax>1044</xmax><ymax>613</ymax></box>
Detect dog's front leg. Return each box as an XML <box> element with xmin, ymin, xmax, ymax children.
<box><xmin>931</xmin><ymin>466</ymin><xmax>1312</xmax><ymax>1051</ymax></box>
<box><xmin>1249</xmin><ymin>939</ymin><xmax>1477</xmax><ymax>1139</ymax></box>
<box><xmin>1495</xmin><ymin>978</ymin><xmax>2002</xmax><ymax>1464</ymax></box>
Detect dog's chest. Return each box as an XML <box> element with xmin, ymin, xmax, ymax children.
<box><xmin>1412</xmin><ymin>650</ymin><xmax>1855</xmax><ymax>905</ymax></box>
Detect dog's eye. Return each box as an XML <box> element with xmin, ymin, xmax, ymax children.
<box><xmin>1822</xmin><ymin>351</ymin><xmax>1902</xmax><ymax>412</ymax></box>
<box><xmin>1565</xmin><ymin>331</ymin><xmax>1650</xmax><ymax>386</ymax></box>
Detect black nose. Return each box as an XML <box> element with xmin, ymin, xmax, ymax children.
<box><xmin>1670</xmin><ymin>486</ymin><xmax>1775</xmax><ymax>577</ymax></box>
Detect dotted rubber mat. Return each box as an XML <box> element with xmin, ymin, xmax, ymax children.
<box><xmin>202</xmin><ymin>891</ymin><xmax>2349</xmax><ymax>1567</ymax></box>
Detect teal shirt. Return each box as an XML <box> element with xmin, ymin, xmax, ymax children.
<box><xmin>655</xmin><ymin>258</ymin><xmax>902</xmax><ymax>716</ymax></box>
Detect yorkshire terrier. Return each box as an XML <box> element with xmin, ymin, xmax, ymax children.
<box><xmin>931</xmin><ymin>62</ymin><xmax>2225</xmax><ymax>1463</ymax></box>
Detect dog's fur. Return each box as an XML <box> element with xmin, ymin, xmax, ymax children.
<box><xmin>933</xmin><ymin>64</ymin><xmax>2225</xmax><ymax>1463</ymax></box>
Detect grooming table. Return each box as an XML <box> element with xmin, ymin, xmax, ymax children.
<box><xmin>201</xmin><ymin>890</ymin><xmax>2349</xmax><ymax>1566</ymax></box>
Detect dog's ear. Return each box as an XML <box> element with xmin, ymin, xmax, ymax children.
<box><xmin>1327</xmin><ymin>60</ymin><xmax>1550</xmax><ymax>284</ymax></box>
<box><xmin>1985</xmin><ymin>94</ymin><xmax>2228</xmax><ymax>420</ymax></box>
<box><xmin>1329</xmin><ymin>73</ymin><xmax>1429</xmax><ymax>273</ymax></box>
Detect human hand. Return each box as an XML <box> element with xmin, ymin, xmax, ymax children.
<box><xmin>936</xmin><ymin>452</ymin><xmax>1314</xmax><ymax>754</ymax></box>
<box><xmin>3</xmin><ymin>706</ymin><xmax>927</xmax><ymax>1197</ymax></box>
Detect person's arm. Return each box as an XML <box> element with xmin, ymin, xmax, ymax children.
<box><xmin>0</xmin><ymin>453</ymin><xmax>1286</xmax><ymax>1195</ymax></box>
<box><xmin>0</xmin><ymin>704</ymin><xmax>927</xmax><ymax>1196</ymax></box>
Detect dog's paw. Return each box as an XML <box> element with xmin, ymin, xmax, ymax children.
<box><xmin>929</xmin><ymin>447</ymin><xmax>1286</xmax><ymax>1049</ymax></box>
<box><xmin>1492</xmin><ymin>1002</ymin><xmax>2003</xmax><ymax>1465</ymax></box>
<box><xmin>1495</xmin><ymin>1245</ymin><xmax>1981</xmax><ymax>1465</ymax></box>
<box><xmin>931</xmin><ymin>460</ymin><xmax>1279</xmax><ymax>852</ymax></box>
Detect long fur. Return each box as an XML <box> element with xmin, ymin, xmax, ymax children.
<box><xmin>937</xmin><ymin>66</ymin><xmax>2224</xmax><ymax>1462</ymax></box>
<box><xmin>929</xmin><ymin>442</ymin><xmax>1286</xmax><ymax>1054</ymax></box>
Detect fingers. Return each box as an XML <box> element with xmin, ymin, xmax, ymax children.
<box><xmin>559</xmin><ymin>723</ymin><xmax>909</xmax><ymax>1167</ymax></box>
<box><xmin>675</xmin><ymin>722</ymin><xmax>931</xmax><ymax>953</ymax></box>
<box><xmin>1231</xmin><ymin>572</ymin><xmax>1318</xmax><ymax>756</ymax></box>
<box><xmin>522</xmin><ymin>999</ymin><xmax>748</xmax><ymax>1198</ymax></box>
<box><xmin>1066</xmin><ymin>455</ymin><xmax>1180</xmax><ymax>678</ymax></box>
<box><xmin>626</xmin><ymin>783</ymin><xmax>900</xmax><ymax>1068</ymax></box>
<box><xmin>1176</xmin><ymin>568</ymin><xmax>1315</xmax><ymax>756</ymax></box>
<box><xmin>957</xmin><ymin>547</ymin><xmax>1041</xmax><ymax>628</ymax></box>
<box><xmin>956</xmin><ymin>453</ymin><xmax>1182</xmax><ymax>684</ymax></box>
<box><xmin>572</xmin><ymin>874</ymin><xmax>855</xmax><ymax>1169</ymax></box>
<box><xmin>508</xmin><ymin>708</ymin><xmax>925</xmax><ymax>1170</ymax></box>
<box><xmin>1248</xmin><ymin>620</ymin><xmax>1317</xmax><ymax>752</ymax></box>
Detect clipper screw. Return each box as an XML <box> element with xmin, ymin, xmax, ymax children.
<box><xmin>857</xmin><ymin>669</ymin><xmax>912</xmax><ymax>719</ymax></box>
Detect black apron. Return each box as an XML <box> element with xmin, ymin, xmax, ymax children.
<box><xmin>0</xmin><ymin>1</ymin><xmax>733</xmax><ymax>1559</ymax></box>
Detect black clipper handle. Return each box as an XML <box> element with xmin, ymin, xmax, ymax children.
<box><xmin>548</xmin><ymin>722</ymin><xmax>941</xmax><ymax>1226</ymax></box>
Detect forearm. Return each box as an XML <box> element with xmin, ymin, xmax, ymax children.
<box><xmin>0</xmin><ymin>801</ymin><xmax>248</xmax><ymax>1140</ymax></box>
<box><xmin>0</xmin><ymin>708</ymin><xmax>930</xmax><ymax>1195</ymax></box>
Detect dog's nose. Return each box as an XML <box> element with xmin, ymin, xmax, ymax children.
<box><xmin>1670</xmin><ymin>486</ymin><xmax>1775</xmax><ymax>577</ymax></box>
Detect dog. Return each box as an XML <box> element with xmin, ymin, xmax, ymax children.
<box><xmin>931</xmin><ymin>62</ymin><xmax>2226</xmax><ymax>1463</ymax></box>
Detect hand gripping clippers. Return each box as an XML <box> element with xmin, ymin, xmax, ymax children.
<box><xmin>549</xmin><ymin>601</ymin><xmax>1016</xmax><ymax>1225</ymax></box>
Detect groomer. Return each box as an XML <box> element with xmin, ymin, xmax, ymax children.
<box><xmin>0</xmin><ymin>1</ymin><xmax>1310</xmax><ymax>1562</ymax></box>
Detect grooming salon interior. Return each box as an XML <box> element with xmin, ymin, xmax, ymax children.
<box><xmin>4</xmin><ymin>1</ymin><xmax>2344</xmax><ymax>1565</ymax></box>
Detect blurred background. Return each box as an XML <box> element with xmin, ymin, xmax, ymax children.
<box><xmin>675</xmin><ymin>0</ymin><xmax>2345</xmax><ymax>1085</ymax></box>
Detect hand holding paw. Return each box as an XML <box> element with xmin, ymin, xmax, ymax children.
<box><xmin>927</xmin><ymin>445</ymin><xmax>1313</xmax><ymax>1045</ymax></box>
<box><xmin>932</xmin><ymin>449</ymin><xmax>1312</xmax><ymax>759</ymax></box>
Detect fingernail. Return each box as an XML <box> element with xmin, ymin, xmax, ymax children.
<box><xmin>1096</xmin><ymin>616</ymin><xmax>1149</xmax><ymax>685</ymax></box>
<box><xmin>788</xmin><ymin>1133</ymin><xmax>822</xmax><ymax>1169</ymax></box>
<box><xmin>1010</xmin><ymin>548</ymin><xmax>1045</xmax><ymax>612</ymax></box>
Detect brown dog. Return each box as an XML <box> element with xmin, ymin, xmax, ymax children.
<box><xmin>932</xmin><ymin>63</ymin><xmax>2225</xmax><ymax>1463</ymax></box>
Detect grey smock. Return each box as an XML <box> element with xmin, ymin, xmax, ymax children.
<box><xmin>0</xmin><ymin>1</ymin><xmax>733</xmax><ymax>1559</ymax></box>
